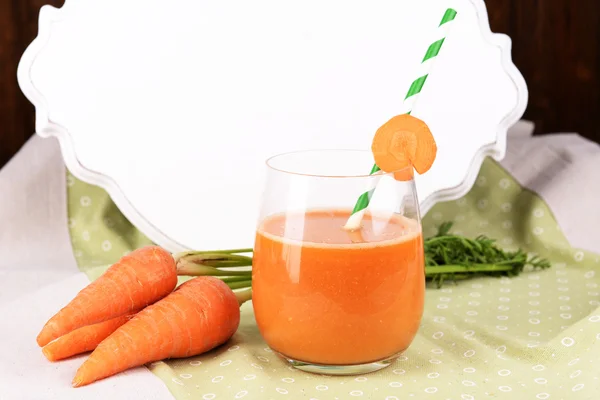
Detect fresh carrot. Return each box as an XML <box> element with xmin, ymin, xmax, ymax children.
<box><xmin>392</xmin><ymin>166</ymin><xmax>414</xmax><ymax>182</ymax></box>
<box><xmin>37</xmin><ymin>246</ymin><xmax>177</xmax><ymax>347</ymax></box>
<box><xmin>72</xmin><ymin>277</ymin><xmax>244</xmax><ymax>387</ymax></box>
<box><xmin>42</xmin><ymin>313</ymin><xmax>136</xmax><ymax>361</ymax></box>
<box><xmin>371</xmin><ymin>114</ymin><xmax>437</xmax><ymax>178</ymax></box>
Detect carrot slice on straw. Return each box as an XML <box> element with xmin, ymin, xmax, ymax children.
<box><xmin>393</xmin><ymin>166</ymin><xmax>414</xmax><ymax>182</ymax></box>
<box><xmin>371</xmin><ymin>114</ymin><xmax>437</xmax><ymax>177</ymax></box>
<box><xmin>42</xmin><ymin>313</ymin><xmax>136</xmax><ymax>361</ymax></box>
<box><xmin>72</xmin><ymin>276</ymin><xmax>242</xmax><ymax>387</ymax></box>
<box><xmin>37</xmin><ymin>246</ymin><xmax>177</xmax><ymax>347</ymax></box>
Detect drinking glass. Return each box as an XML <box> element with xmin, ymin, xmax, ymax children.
<box><xmin>252</xmin><ymin>150</ymin><xmax>424</xmax><ymax>375</ymax></box>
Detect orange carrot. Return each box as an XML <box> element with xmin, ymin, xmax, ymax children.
<box><xmin>37</xmin><ymin>246</ymin><xmax>177</xmax><ymax>347</ymax></box>
<box><xmin>371</xmin><ymin>114</ymin><xmax>437</xmax><ymax>177</ymax></box>
<box><xmin>42</xmin><ymin>313</ymin><xmax>135</xmax><ymax>361</ymax></box>
<box><xmin>393</xmin><ymin>166</ymin><xmax>414</xmax><ymax>182</ymax></box>
<box><xmin>72</xmin><ymin>277</ymin><xmax>242</xmax><ymax>387</ymax></box>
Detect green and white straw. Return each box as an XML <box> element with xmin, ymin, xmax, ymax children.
<box><xmin>344</xmin><ymin>8</ymin><xmax>458</xmax><ymax>230</ymax></box>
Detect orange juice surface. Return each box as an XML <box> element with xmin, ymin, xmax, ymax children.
<box><xmin>252</xmin><ymin>209</ymin><xmax>424</xmax><ymax>365</ymax></box>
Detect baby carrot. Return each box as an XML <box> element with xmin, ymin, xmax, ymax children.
<box><xmin>72</xmin><ymin>276</ymin><xmax>242</xmax><ymax>387</ymax></box>
<box><xmin>371</xmin><ymin>114</ymin><xmax>437</xmax><ymax>178</ymax></box>
<box><xmin>37</xmin><ymin>246</ymin><xmax>177</xmax><ymax>347</ymax></box>
<box><xmin>42</xmin><ymin>313</ymin><xmax>135</xmax><ymax>361</ymax></box>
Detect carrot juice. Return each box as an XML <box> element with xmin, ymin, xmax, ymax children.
<box><xmin>252</xmin><ymin>209</ymin><xmax>424</xmax><ymax>366</ymax></box>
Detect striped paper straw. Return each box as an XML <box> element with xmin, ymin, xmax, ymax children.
<box><xmin>344</xmin><ymin>8</ymin><xmax>457</xmax><ymax>230</ymax></box>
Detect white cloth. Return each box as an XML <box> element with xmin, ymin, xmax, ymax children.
<box><xmin>501</xmin><ymin>122</ymin><xmax>600</xmax><ymax>253</ymax></box>
<box><xmin>0</xmin><ymin>136</ymin><xmax>174</xmax><ymax>400</ymax></box>
<box><xmin>1</xmin><ymin>123</ymin><xmax>599</xmax><ymax>399</ymax></box>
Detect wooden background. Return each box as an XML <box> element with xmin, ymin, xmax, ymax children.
<box><xmin>1</xmin><ymin>0</ymin><xmax>599</xmax><ymax>168</ymax></box>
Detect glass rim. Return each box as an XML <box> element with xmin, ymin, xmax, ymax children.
<box><xmin>265</xmin><ymin>149</ymin><xmax>413</xmax><ymax>179</ymax></box>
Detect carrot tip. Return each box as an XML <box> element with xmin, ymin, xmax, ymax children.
<box><xmin>41</xmin><ymin>347</ymin><xmax>55</xmax><ymax>362</ymax></box>
<box><xmin>36</xmin><ymin>246</ymin><xmax>176</xmax><ymax>351</ymax></box>
<box><xmin>36</xmin><ymin>334</ymin><xmax>47</xmax><ymax>347</ymax></box>
<box><xmin>72</xmin><ymin>377</ymin><xmax>84</xmax><ymax>388</ymax></box>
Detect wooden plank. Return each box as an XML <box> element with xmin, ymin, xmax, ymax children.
<box><xmin>487</xmin><ymin>0</ymin><xmax>600</xmax><ymax>139</ymax></box>
<box><xmin>0</xmin><ymin>0</ymin><xmax>64</xmax><ymax>168</ymax></box>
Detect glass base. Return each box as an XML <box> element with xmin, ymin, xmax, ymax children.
<box><xmin>281</xmin><ymin>353</ymin><xmax>397</xmax><ymax>376</ymax></box>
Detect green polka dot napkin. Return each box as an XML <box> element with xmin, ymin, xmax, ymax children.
<box><xmin>67</xmin><ymin>159</ymin><xmax>600</xmax><ymax>399</ymax></box>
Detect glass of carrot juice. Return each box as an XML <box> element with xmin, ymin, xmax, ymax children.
<box><xmin>252</xmin><ymin>149</ymin><xmax>424</xmax><ymax>375</ymax></box>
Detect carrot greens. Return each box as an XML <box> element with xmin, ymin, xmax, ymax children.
<box><xmin>424</xmin><ymin>222</ymin><xmax>551</xmax><ymax>287</ymax></box>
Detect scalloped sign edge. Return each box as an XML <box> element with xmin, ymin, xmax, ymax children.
<box><xmin>17</xmin><ymin>0</ymin><xmax>528</xmax><ymax>252</ymax></box>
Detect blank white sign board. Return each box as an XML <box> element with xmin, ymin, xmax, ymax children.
<box><xmin>18</xmin><ymin>0</ymin><xmax>527</xmax><ymax>252</ymax></box>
